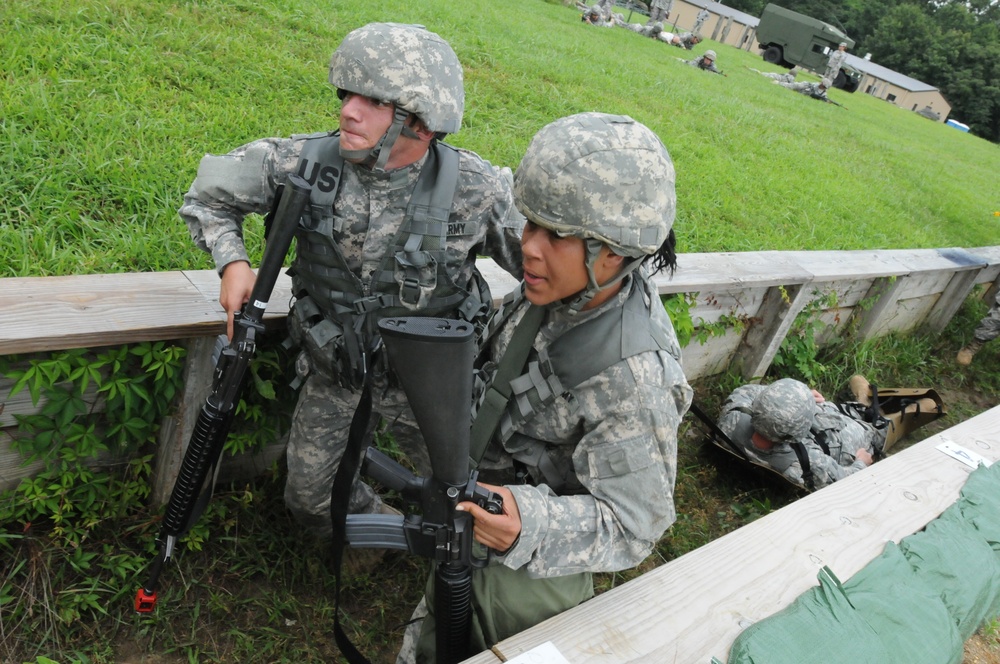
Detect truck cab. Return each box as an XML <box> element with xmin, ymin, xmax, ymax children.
<box><xmin>756</xmin><ymin>3</ymin><xmax>862</xmax><ymax>92</ymax></box>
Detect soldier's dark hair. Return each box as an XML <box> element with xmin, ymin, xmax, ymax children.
<box><xmin>647</xmin><ymin>228</ymin><xmax>677</xmax><ymax>276</ymax></box>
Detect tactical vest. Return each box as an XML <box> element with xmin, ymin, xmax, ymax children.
<box><xmin>287</xmin><ymin>133</ymin><xmax>491</xmax><ymax>388</ymax></box>
<box><xmin>474</xmin><ymin>279</ymin><xmax>674</xmax><ymax>491</ymax></box>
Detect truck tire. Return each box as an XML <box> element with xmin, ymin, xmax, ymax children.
<box><xmin>763</xmin><ymin>45</ymin><xmax>783</xmax><ymax>64</ymax></box>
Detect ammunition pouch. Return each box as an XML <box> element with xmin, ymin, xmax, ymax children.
<box><xmin>288</xmin><ymin>294</ymin><xmax>372</xmax><ymax>390</ymax></box>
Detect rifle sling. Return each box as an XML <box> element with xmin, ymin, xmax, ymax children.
<box><xmin>330</xmin><ymin>373</ymin><xmax>378</xmax><ymax>664</ymax></box>
<box><xmin>468</xmin><ymin>304</ymin><xmax>545</xmax><ymax>468</ymax></box>
<box><xmin>688</xmin><ymin>401</ymin><xmax>751</xmax><ymax>462</ymax></box>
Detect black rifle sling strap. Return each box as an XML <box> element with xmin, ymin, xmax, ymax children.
<box><xmin>687</xmin><ymin>401</ymin><xmax>751</xmax><ymax>462</ymax></box>
<box><xmin>790</xmin><ymin>441</ymin><xmax>816</xmax><ymax>491</ymax></box>
<box><xmin>468</xmin><ymin>304</ymin><xmax>545</xmax><ymax>468</ymax></box>
<box><xmin>329</xmin><ymin>369</ymin><xmax>378</xmax><ymax>664</ymax></box>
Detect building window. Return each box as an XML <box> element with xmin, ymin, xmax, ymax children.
<box><xmin>887</xmin><ymin>93</ymin><xmax>897</xmax><ymax>102</ymax></box>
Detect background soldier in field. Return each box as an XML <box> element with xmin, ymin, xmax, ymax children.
<box><xmin>957</xmin><ymin>292</ymin><xmax>1000</xmax><ymax>365</ymax></box>
<box><xmin>825</xmin><ymin>41</ymin><xmax>848</xmax><ymax>83</ymax></box>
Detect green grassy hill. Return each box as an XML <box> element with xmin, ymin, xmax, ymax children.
<box><xmin>1</xmin><ymin>0</ymin><xmax>997</xmax><ymax>279</ymax></box>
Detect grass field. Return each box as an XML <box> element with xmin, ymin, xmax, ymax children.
<box><xmin>2</xmin><ymin>0</ymin><xmax>1000</xmax><ymax>662</ymax></box>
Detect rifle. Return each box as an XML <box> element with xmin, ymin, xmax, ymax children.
<box><xmin>826</xmin><ymin>97</ymin><xmax>848</xmax><ymax>109</ymax></box>
<box><xmin>134</xmin><ymin>174</ymin><xmax>312</xmax><ymax>613</ymax></box>
<box><xmin>333</xmin><ymin>317</ymin><xmax>502</xmax><ymax>664</ymax></box>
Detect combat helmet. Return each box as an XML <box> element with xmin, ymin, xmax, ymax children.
<box><xmin>328</xmin><ymin>23</ymin><xmax>464</xmax><ymax>170</ymax></box>
<box><xmin>703</xmin><ymin>49</ymin><xmax>717</xmax><ymax>61</ymax></box>
<box><xmin>513</xmin><ymin>112</ymin><xmax>676</xmax><ymax>311</ymax></box>
<box><xmin>820</xmin><ymin>77</ymin><xmax>833</xmax><ymax>89</ymax></box>
<box><xmin>751</xmin><ymin>378</ymin><xmax>817</xmax><ymax>443</ymax></box>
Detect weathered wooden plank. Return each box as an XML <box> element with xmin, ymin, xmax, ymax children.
<box><xmin>0</xmin><ymin>272</ymin><xmax>223</xmax><ymax>354</ymax></box>
<box><xmin>463</xmin><ymin>406</ymin><xmax>1000</xmax><ymax>664</ymax></box>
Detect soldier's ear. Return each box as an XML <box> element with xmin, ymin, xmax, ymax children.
<box><xmin>408</xmin><ymin>117</ymin><xmax>435</xmax><ymax>142</ymax></box>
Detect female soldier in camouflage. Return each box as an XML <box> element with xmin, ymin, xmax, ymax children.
<box><xmin>399</xmin><ymin>112</ymin><xmax>692</xmax><ymax>663</ymax></box>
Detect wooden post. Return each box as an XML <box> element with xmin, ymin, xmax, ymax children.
<box><xmin>848</xmin><ymin>275</ymin><xmax>905</xmax><ymax>340</ymax></box>
<box><xmin>152</xmin><ymin>335</ymin><xmax>216</xmax><ymax>506</ymax></box>
<box><xmin>729</xmin><ymin>283</ymin><xmax>812</xmax><ymax>381</ymax></box>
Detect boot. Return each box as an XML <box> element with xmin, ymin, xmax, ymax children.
<box><xmin>882</xmin><ymin>397</ymin><xmax>941</xmax><ymax>453</ymax></box>
<box><xmin>957</xmin><ymin>339</ymin><xmax>984</xmax><ymax>366</ymax></box>
<box><xmin>848</xmin><ymin>374</ymin><xmax>872</xmax><ymax>406</ymax></box>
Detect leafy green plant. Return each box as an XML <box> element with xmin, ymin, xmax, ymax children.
<box><xmin>772</xmin><ymin>289</ymin><xmax>839</xmax><ymax>384</ymax></box>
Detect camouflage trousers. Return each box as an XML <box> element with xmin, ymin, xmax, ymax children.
<box><xmin>647</xmin><ymin>7</ymin><xmax>668</xmax><ymax>23</ymax></box>
<box><xmin>973</xmin><ymin>292</ymin><xmax>1000</xmax><ymax>343</ymax></box>
<box><xmin>283</xmin><ymin>365</ymin><xmax>431</xmax><ymax>540</ymax></box>
<box><xmin>395</xmin><ymin>563</ymin><xmax>593</xmax><ymax>664</ymax></box>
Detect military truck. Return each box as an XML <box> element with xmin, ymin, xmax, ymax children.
<box><xmin>755</xmin><ymin>3</ymin><xmax>862</xmax><ymax>93</ymax></box>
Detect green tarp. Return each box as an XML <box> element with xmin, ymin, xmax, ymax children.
<box><xmin>721</xmin><ymin>461</ymin><xmax>1000</xmax><ymax>664</ymax></box>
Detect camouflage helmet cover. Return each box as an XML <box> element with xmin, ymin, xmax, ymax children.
<box><xmin>820</xmin><ymin>77</ymin><xmax>833</xmax><ymax>88</ymax></box>
<box><xmin>751</xmin><ymin>378</ymin><xmax>818</xmax><ymax>443</ymax></box>
<box><xmin>328</xmin><ymin>23</ymin><xmax>464</xmax><ymax>134</ymax></box>
<box><xmin>513</xmin><ymin>112</ymin><xmax>676</xmax><ymax>258</ymax></box>
<box><xmin>703</xmin><ymin>49</ymin><xmax>717</xmax><ymax>60</ymax></box>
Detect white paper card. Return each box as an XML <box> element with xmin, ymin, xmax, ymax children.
<box><xmin>504</xmin><ymin>641</ymin><xmax>572</xmax><ymax>664</ymax></box>
<box><xmin>937</xmin><ymin>440</ymin><xmax>993</xmax><ymax>469</ymax></box>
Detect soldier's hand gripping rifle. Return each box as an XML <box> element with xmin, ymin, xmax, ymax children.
<box><xmin>337</xmin><ymin>317</ymin><xmax>502</xmax><ymax>664</ymax></box>
<box><xmin>134</xmin><ymin>174</ymin><xmax>312</xmax><ymax>613</ymax></box>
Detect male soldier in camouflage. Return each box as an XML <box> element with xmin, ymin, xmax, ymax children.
<box><xmin>825</xmin><ymin>41</ymin><xmax>849</xmax><ymax>83</ymax></box>
<box><xmin>957</xmin><ymin>291</ymin><xmax>1000</xmax><ymax>365</ymax></box>
<box><xmin>581</xmin><ymin>3</ymin><xmax>615</xmax><ymax>26</ymax></box>
<box><xmin>180</xmin><ymin>23</ymin><xmax>524</xmax><ymax>538</ymax></box>
<box><xmin>619</xmin><ymin>19</ymin><xmax>665</xmax><ymax>39</ymax></box>
<box><xmin>685</xmin><ymin>49</ymin><xmax>723</xmax><ymax>74</ymax></box>
<box><xmin>777</xmin><ymin>76</ymin><xmax>833</xmax><ymax>102</ymax></box>
<box><xmin>657</xmin><ymin>30</ymin><xmax>701</xmax><ymax>48</ymax></box>
<box><xmin>397</xmin><ymin>113</ymin><xmax>692</xmax><ymax>663</ymax></box>
<box><xmin>717</xmin><ymin>378</ymin><xmax>876</xmax><ymax>491</ymax></box>
<box><xmin>647</xmin><ymin>0</ymin><xmax>673</xmax><ymax>24</ymax></box>
<box><xmin>692</xmin><ymin>7</ymin><xmax>711</xmax><ymax>35</ymax></box>
<box><xmin>749</xmin><ymin>65</ymin><xmax>801</xmax><ymax>84</ymax></box>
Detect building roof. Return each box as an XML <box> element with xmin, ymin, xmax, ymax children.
<box><xmin>843</xmin><ymin>53</ymin><xmax>939</xmax><ymax>93</ymax></box>
<box><xmin>686</xmin><ymin>0</ymin><xmax>759</xmax><ymax>25</ymax></box>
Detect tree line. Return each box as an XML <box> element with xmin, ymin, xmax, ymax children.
<box><xmin>725</xmin><ymin>0</ymin><xmax>1000</xmax><ymax>142</ymax></box>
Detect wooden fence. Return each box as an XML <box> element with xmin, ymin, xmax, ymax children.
<box><xmin>2</xmin><ymin>245</ymin><xmax>999</xmax><ymax>503</ymax></box>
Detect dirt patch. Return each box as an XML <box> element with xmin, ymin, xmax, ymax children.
<box><xmin>965</xmin><ymin>632</ymin><xmax>1000</xmax><ymax>664</ymax></box>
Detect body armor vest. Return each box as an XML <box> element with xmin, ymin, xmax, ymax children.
<box><xmin>474</xmin><ymin>279</ymin><xmax>672</xmax><ymax>491</ymax></box>
<box><xmin>287</xmin><ymin>133</ymin><xmax>491</xmax><ymax>388</ymax></box>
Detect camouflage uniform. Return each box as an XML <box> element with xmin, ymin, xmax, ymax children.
<box><xmin>648</xmin><ymin>0</ymin><xmax>673</xmax><ymax>24</ymax></box>
<box><xmin>400</xmin><ymin>112</ymin><xmax>691</xmax><ymax>663</ymax></box>
<box><xmin>620</xmin><ymin>20</ymin><xmax>665</xmax><ymax>38</ymax></box>
<box><xmin>692</xmin><ymin>8</ymin><xmax>710</xmax><ymax>35</ymax></box>
<box><xmin>754</xmin><ymin>66</ymin><xmax>799</xmax><ymax>84</ymax></box>
<box><xmin>717</xmin><ymin>379</ymin><xmax>882</xmax><ymax>491</ymax></box>
<box><xmin>972</xmin><ymin>291</ymin><xmax>1000</xmax><ymax>343</ymax></box>
<box><xmin>825</xmin><ymin>45</ymin><xmax>848</xmax><ymax>82</ymax></box>
<box><xmin>180</xmin><ymin>23</ymin><xmax>524</xmax><ymax>537</ymax></box>
<box><xmin>778</xmin><ymin>80</ymin><xmax>830</xmax><ymax>101</ymax></box>
<box><xmin>687</xmin><ymin>52</ymin><xmax>722</xmax><ymax>74</ymax></box>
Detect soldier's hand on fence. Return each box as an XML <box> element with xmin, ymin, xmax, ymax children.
<box><xmin>219</xmin><ymin>260</ymin><xmax>256</xmax><ymax>339</ymax></box>
<box><xmin>457</xmin><ymin>482</ymin><xmax>521</xmax><ymax>554</ymax></box>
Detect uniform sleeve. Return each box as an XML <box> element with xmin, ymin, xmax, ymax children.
<box><xmin>475</xmin><ymin>161</ymin><xmax>525</xmax><ymax>279</ymax></box>
<box><xmin>803</xmin><ymin>445</ymin><xmax>867</xmax><ymax>490</ymax></box>
<box><xmin>179</xmin><ymin>137</ymin><xmax>295</xmax><ymax>274</ymax></box>
<box><xmin>501</xmin><ymin>351</ymin><xmax>692</xmax><ymax>577</ymax></box>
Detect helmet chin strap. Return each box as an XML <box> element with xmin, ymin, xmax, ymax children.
<box><xmin>563</xmin><ymin>239</ymin><xmax>644</xmax><ymax>314</ymax></box>
<box><xmin>339</xmin><ymin>106</ymin><xmax>422</xmax><ymax>172</ymax></box>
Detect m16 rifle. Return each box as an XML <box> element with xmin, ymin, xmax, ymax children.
<box><xmin>134</xmin><ymin>174</ymin><xmax>312</xmax><ymax>613</ymax></box>
<box><xmin>332</xmin><ymin>317</ymin><xmax>502</xmax><ymax>664</ymax></box>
